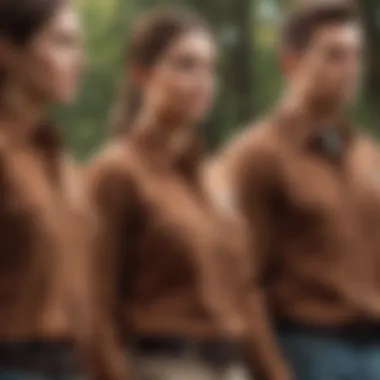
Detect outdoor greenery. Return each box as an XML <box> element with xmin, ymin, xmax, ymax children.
<box><xmin>58</xmin><ymin>0</ymin><xmax>380</xmax><ymax>159</ymax></box>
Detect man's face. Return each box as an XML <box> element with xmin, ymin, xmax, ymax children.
<box><xmin>286</xmin><ymin>23</ymin><xmax>363</xmax><ymax>105</ymax></box>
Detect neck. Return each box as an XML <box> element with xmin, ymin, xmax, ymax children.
<box><xmin>134</xmin><ymin>107</ymin><xmax>191</xmax><ymax>150</ymax></box>
<box><xmin>280</xmin><ymin>85</ymin><xmax>345</xmax><ymax>125</ymax></box>
<box><xmin>0</xmin><ymin>80</ymin><xmax>46</xmax><ymax>140</ymax></box>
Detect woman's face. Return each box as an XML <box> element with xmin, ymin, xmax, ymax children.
<box><xmin>2</xmin><ymin>3</ymin><xmax>83</xmax><ymax>104</ymax></box>
<box><xmin>142</xmin><ymin>29</ymin><xmax>217</xmax><ymax>123</ymax></box>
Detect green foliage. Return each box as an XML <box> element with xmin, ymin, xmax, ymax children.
<box><xmin>57</xmin><ymin>0</ymin><xmax>380</xmax><ymax>159</ymax></box>
<box><xmin>56</xmin><ymin>0</ymin><xmax>129</xmax><ymax>159</ymax></box>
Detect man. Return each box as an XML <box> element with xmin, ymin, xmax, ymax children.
<box><xmin>212</xmin><ymin>1</ymin><xmax>380</xmax><ymax>379</ymax></box>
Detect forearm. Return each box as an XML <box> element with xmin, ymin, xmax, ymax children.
<box><xmin>69</xmin><ymin>246</ymin><xmax>128</xmax><ymax>380</ymax></box>
<box><xmin>243</xmin><ymin>290</ymin><xmax>292</xmax><ymax>380</ymax></box>
<box><xmin>76</xmin><ymin>318</ymin><xmax>130</xmax><ymax>380</ymax></box>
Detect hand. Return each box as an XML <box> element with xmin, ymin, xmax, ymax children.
<box><xmin>269</xmin><ymin>362</ymin><xmax>294</xmax><ymax>380</ymax></box>
<box><xmin>249</xmin><ymin>361</ymin><xmax>294</xmax><ymax>380</ymax></box>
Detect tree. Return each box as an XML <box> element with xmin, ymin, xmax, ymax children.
<box><xmin>359</xmin><ymin>0</ymin><xmax>380</xmax><ymax>131</ymax></box>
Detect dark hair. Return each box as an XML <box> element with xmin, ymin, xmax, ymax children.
<box><xmin>280</xmin><ymin>0</ymin><xmax>359</xmax><ymax>52</ymax></box>
<box><xmin>0</xmin><ymin>0</ymin><xmax>66</xmax><ymax>153</ymax></box>
<box><xmin>0</xmin><ymin>0</ymin><xmax>66</xmax><ymax>92</ymax></box>
<box><xmin>0</xmin><ymin>0</ymin><xmax>66</xmax><ymax>45</ymax></box>
<box><xmin>111</xmin><ymin>7</ymin><xmax>212</xmax><ymax>134</ymax></box>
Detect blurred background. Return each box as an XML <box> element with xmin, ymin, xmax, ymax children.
<box><xmin>59</xmin><ymin>0</ymin><xmax>380</xmax><ymax>159</ymax></box>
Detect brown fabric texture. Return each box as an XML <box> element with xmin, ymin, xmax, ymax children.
<box><xmin>86</xmin><ymin>125</ymin><xmax>250</xmax><ymax>341</ymax></box>
<box><xmin>216</xmin><ymin>103</ymin><xmax>380</xmax><ymax>378</ymax></box>
<box><xmin>0</xmin><ymin>120</ymin><xmax>127</xmax><ymax>380</ymax></box>
<box><xmin>0</xmin><ymin>121</ymin><xmax>93</xmax><ymax>342</ymax></box>
<box><xmin>85</xmin><ymin>123</ymin><xmax>283</xmax><ymax>379</ymax></box>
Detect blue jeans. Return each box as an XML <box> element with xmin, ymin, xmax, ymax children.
<box><xmin>0</xmin><ymin>341</ymin><xmax>82</xmax><ymax>380</ymax></box>
<box><xmin>277</xmin><ymin>323</ymin><xmax>380</xmax><ymax>380</ymax></box>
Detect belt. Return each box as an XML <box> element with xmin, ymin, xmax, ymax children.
<box><xmin>0</xmin><ymin>340</ymin><xmax>79</xmax><ymax>373</ymax></box>
<box><xmin>131</xmin><ymin>336</ymin><xmax>242</xmax><ymax>366</ymax></box>
<box><xmin>277</xmin><ymin>319</ymin><xmax>380</xmax><ymax>344</ymax></box>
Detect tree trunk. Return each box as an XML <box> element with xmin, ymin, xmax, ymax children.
<box><xmin>230</xmin><ymin>0</ymin><xmax>254</xmax><ymax>125</ymax></box>
<box><xmin>360</xmin><ymin>0</ymin><xmax>380</xmax><ymax>120</ymax></box>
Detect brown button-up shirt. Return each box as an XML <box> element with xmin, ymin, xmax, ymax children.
<box><xmin>86</xmin><ymin>124</ymin><xmax>294</xmax><ymax>380</ymax></box>
<box><xmin>0</xmin><ymin>120</ymin><xmax>92</xmax><ymax>342</ymax></box>
<box><xmin>86</xmin><ymin>126</ymin><xmax>250</xmax><ymax>340</ymax></box>
<box><xmin>215</xmin><ymin>103</ymin><xmax>380</xmax><ymax>377</ymax></box>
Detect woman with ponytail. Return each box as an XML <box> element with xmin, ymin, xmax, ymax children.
<box><xmin>86</xmin><ymin>7</ymin><xmax>258</xmax><ymax>380</ymax></box>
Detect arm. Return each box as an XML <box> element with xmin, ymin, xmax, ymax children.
<box><xmin>78</xmin><ymin>149</ymin><xmax>135</xmax><ymax>380</ymax></box>
<box><xmin>227</xmin><ymin>137</ymin><xmax>292</xmax><ymax>380</ymax></box>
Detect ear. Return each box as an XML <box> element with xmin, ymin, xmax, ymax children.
<box><xmin>129</xmin><ymin>65</ymin><xmax>151</xmax><ymax>90</ymax></box>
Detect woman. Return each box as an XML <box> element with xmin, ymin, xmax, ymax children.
<box><xmin>87</xmin><ymin>8</ymin><xmax>290</xmax><ymax>380</ymax></box>
<box><xmin>0</xmin><ymin>1</ymin><xmax>102</xmax><ymax>379</ymax></box>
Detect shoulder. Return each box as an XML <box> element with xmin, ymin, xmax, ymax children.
<box><xmin>203</xmin><ymin>120</ymin><xmax>283</xmax><ymax>215</ymax></box>
<box><xmin>211</xmin><ymin>120</ymin><xmax>282</xmax><ymax>189</ymax></box>
<box><xmin>85</xmin><ymin>140</ymin><xmax>137</xmax><ymax>210</ymax></box>
<box><xmin>86</xmin><ymin>140</ymin><xmax>133</xmax><ymax>187</ymax></box>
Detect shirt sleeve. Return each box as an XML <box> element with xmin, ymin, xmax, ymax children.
<box><xmin>227</xmin><ymin>136</ymin><xmax>293</xmax><ymax>380</ymax></box>
<box><xmin>81</xmin><ymin>147</ymin><xmax>136</xmax><ymax>380</ymax></box>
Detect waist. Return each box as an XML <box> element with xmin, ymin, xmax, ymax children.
<box><xmin>130</xmin><ymin>335</ymin><xmax>242</xmax><ymax>367</ymax></box>
<box><xmin>124</xmin><ymin>308</ymin><xmax>247</xmax><ymax>341</ymax></box>
<box><xmin>0</xmin><ymin>302</ymin><xmax>73</xmax><ymax>341</ymax></box>
<box><xmin>268</xmin><ymin>280</ymin><xmax>380</xmax><ymax>324</ymax></box>
<box><xmin>0</xmin><ymin>340</ymin><xmax>79</xmax><ymax>373</ymax></box>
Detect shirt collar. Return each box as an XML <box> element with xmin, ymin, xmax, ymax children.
<box><xmin>271</xmin><ymin>98</ymin><xmax>356</xmax><ymax>155</ymax></box>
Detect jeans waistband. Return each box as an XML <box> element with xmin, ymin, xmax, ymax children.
<box><xmin>276</xmin><ymin>319</ymin><xmax>380</xmax><ymax>344</ymax></box>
